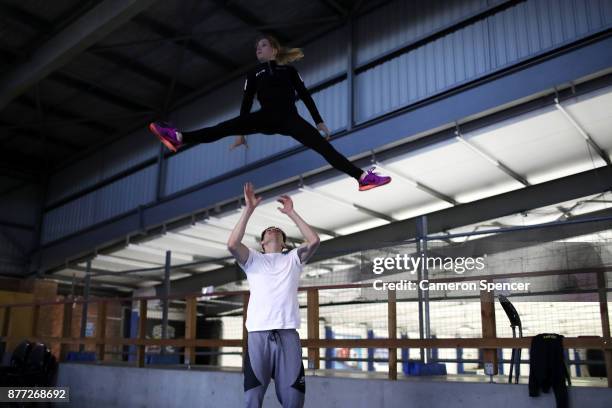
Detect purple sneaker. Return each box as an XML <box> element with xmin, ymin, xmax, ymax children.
<box><xmin>149</xmin><ymin>121</ymin><xmax>183</xmax><ymax>152</ymax></box>
<box><xmin>358</xmin><ymin>167</ymin><xmax>392</xmax><ymax>191</ymax></box>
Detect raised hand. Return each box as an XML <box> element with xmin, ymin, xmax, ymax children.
<box><xmin>277</xmin><ymin>194</ymin><xmax>294</xmax><ymax>215</ymax></box>
<box><xmin>244</xmin><ymin>182</ymin><xmax>262</xmax><ymax>210</ymax></box>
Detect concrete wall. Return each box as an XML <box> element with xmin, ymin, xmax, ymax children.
<box><xmin>56</xmin><ymin>363</ymin><xmax>612</xmax><ymax>408</ymax></box>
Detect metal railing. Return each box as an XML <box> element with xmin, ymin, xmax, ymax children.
<box><xmin>1</xmin><ymin>266</ymin><xmax>611</xmax><ymax>386</ymax></box>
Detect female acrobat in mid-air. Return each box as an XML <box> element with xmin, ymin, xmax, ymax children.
<box><xmin>149</xmin><ymin>34</ymin><xmax>392</xmax><ymax>192</ymax></box>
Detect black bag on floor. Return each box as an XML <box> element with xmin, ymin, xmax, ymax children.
<box><xmin>0</xmin><ymin>340</ymin><xmax>32</xmax><ymax>386</ymax></box>
<box><xmin>0</xmin><ymin>340</ymin><xmax>57</xmax><ymax>387</ymax></box>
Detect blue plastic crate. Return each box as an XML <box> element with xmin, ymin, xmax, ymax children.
<box><xmin>403</xmin><ymin>361</ymin><xmax>447</xmax><ymax>376</ymax></box>
<box><xmin>145</xmin><ymin>354</ymin><xmax>180</xmax><ymax>365</ymax></box>
<box><xmin>66</xmin><ymin>351</ymin><xmax>96</xmax><ymax>362</ymax></box>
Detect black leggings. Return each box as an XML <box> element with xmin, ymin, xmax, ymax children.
<box><xmin>181</xmin><ymin>109</ymin><xmax>363</xmax><ymax>180</ymax></box>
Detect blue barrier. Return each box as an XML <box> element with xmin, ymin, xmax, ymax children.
<box><xmin>401</xmin><ymin>334</ymin><xmax>410</xmax><ymax>375</ymax></box>
<box><xmin>403</xmin><ymin>361</ymin><xmax>447</xmax><ymax>376</ymax></box>
<box><xmin>367</xmin><ymin>329</ymin><xmax>374</xmax><ymax>372</ymax></box>
<box><xmin>574</xmin><ymin>349</ymin><xmax>581</xmax><ymax>377</ymax></box>
<box><xmin>66</xmin><ymin>351</ymin><xmax>96</xmax><ymax>362</ymax></box>
<box><xmin>325</xmin><ymin>326</ymin><xmax>334</xmax><ymax>370</ymax></box>
<box><xmin>146</xmin><ymin>354</ymin><xmax>180</xmax><ymax>365</ymax></box>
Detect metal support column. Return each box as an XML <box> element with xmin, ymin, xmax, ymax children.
<box><xmin>79</xmin><ymin>259</ymin><xmax>91</xmax><ymax>352</ymax></box>
<box><xmin>161</xmin><ymin>250</ymin><xmax>171</xmax><ymax>355</ymax></box>
<box><xmin>416</xmin><ymin>215</ymin><xmax>431</xmax><ymax>362</ymax></box>
<box><xmin>156</xmin><ymin>143</ymin><xmax>166</xmax><ymax>201</ymax></box>
<box><xmin>346</xmin><ymin>13</ymin><xmax>355</xmax><ymax>131</ymax></box>
<box><xmin>367</xmin><ymin>328</ymin><xmax>375</xmax><ymax>371</ymax></box>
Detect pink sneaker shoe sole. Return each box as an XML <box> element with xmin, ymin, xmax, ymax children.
<box><xmin>359</xmin><ymin>177</ymin><xmax>392</xmax><ymax>191</ymax></box>
<box><xmin>149</xmin><ymin>123</ymin><xmax>178</xmax><ymax>153</ymax></box>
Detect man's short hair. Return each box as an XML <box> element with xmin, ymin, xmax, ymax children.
<box><xmin>260</xmin><ymin>226</ymin><xmax>287</xmax><ymax>243</ymax></box>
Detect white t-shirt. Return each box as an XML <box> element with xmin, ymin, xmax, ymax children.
<box><xmin>238</xmin><ymin>247</ymin><xmax>303</xmax><ymax>332</ymax></box>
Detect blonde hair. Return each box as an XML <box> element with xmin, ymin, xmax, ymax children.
<box><xmin>255</xmin><ymin>34</ymin><xmax>304</xmax><ymax>65</ymax></box>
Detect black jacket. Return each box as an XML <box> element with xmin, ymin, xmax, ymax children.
<box><xmin>529</xmin><ymin>333</ymin><xmax>571</xmax><ymax>408</ymax></box>
<box><xmin>240</xmin><ymin>59</ymin><xmax>323</xmax><ymax>124</ymax></box>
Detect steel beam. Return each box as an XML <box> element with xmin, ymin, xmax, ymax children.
<box><xmin>0</xmin><ymin>0</ymin><xmax>159</xmax><ymax>110</ymax></box>
<box><xmin>0</xmin><ymin>220</ymin><xmax>35</xmax><ymax>231</ymax></box>
<box><xmin>0</xmin><ymin>168</ymin><xmax>39</xmax><ymax>183</ymax></box>
<box><xmin>0</xmin><ymin>119</ymin><xmax>81</xmax><ymax>152</ymax></box>
<box><xmin>90</xmin><ymin>48</ymin><xmax>194</xmax><ymax>94</ymax></box>
<box><xmin>0</xmin><ymin>151</ymin><xmax>51</xmax><ymax>176</ymax></box>
<box><xmin>2</xmin><ymin>13</ymin><xmax>185</xmax><ymax>97</ymax></box>
<box><xmin>49</xmin><ymin>273</ymin><xmax>140</xmax><ymax>290</ymax></box>
<box><xmin>299</xmin><ymin>185</ymin><xmax>396</xmax><ymax>222</ymax></box>
<box><xmin>15</xmin><ymin>95</ymin><xmax>116</xmax><ymax>134</ymax></box>
<box><xmin>455</xmin><ymin>131</ymin><xmax>530</xmax><ymax>186</ymax></box>
<box><xmin>554</xmin><ymin>97</ymin><xmax>611</xmax><ymax>166</ymax></box>
<box><xmin>318</xmin><ymin>0</ymin><xmax>349</xmax><ymax>17</ymax></box>
<box><xmin>374</xmin><ymin>163</ymin><xmax>457</xmax><ymax>205</ymax></box>
<box><xmin>210</xmin><ymin>0</ymin><xmax>289</xmax><ymax>43</ymax></box>
<box><xmin>0</xmin><ymin>45</ymin><xmax>155</xmax><ymax>112</ymax></box>
<box><xmin>132</xmin><ymin>14</ymin><xmax>237</xmax><ymax>70</ymax></box>
<box><xmin>50</xmin><ymin>71</ymin><xmax>155</xmax><ymax>111</ymax></box>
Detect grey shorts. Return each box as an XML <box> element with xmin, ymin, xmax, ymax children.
<box><xmin>243</xmin><ymin>328</ymin><xmax>305</xmax><ymax>408</ymax></box>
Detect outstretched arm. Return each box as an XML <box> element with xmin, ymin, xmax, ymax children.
<box><xmin>290</xmin><ymin>67</ymin><xmax>323</xmax><ymax>125</ymax></box>
<box><xmin>227</xmin><ymin>182</ymin><xmax>261</xmax><ymax>265</ymax></box>
<box><xmin>277</xmin><ymin>195</ymin><xmax>320</xmax><ymax>264</ymax></box>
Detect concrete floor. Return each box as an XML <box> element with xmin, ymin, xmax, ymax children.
<box><xmin>55</xmin><ymin>362</ymin><xmax>612</xmax><ymax>407</ymax></box>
